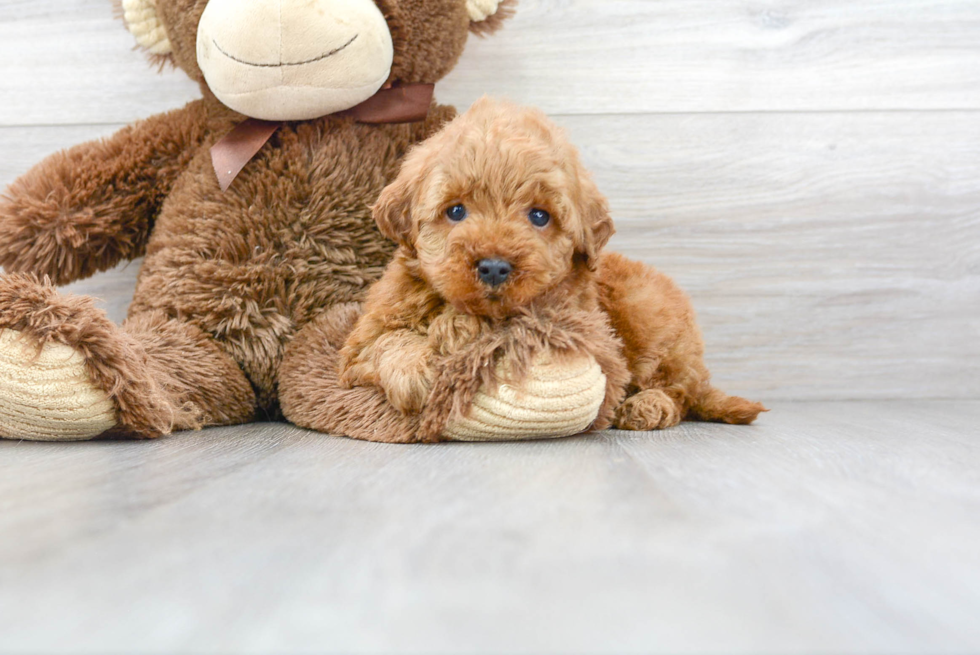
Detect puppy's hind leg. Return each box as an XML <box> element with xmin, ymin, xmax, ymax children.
<box><xmin>615</xmin><ymin>389</ymin><xmax>684</xmax><ymax>431</ymax></box>
<box><xmin>616</xmin><ymin>385</ymin><xmax>766</xmax><ymax>430</ymax></box>
<box><xmin>599</xmin><ymin>252</ymin><xmax>697</xmax><ymax>430</ymax></box>
<box><xmin>598</xmin><ymin>252</ymin><xmax>766</xmax><ymax>430</ymax></box>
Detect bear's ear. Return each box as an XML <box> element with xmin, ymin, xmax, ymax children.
<box><xmin>118</xmin><ymin>0</ymin><xmax>173</xmax><ymax>56</ymax></box>
<box><xmin>467</xmin><ymin>0</ymin><xmax>517</xmax><ymax>36</ymax></box>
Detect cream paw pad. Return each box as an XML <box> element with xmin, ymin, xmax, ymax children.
<box><xmin>467</xmin><ymin>0</ymin><xmax>502</xmax><ymax>22</ymax></box>
<box><xmin>442</xmin><ymin>352</ymin><xmax>607</xmax><ymax>442</ymax></box>
<box><xmin>0</xmin><ymin>329</ymin><xmax>117</xmax><ymax>441</ymax></box>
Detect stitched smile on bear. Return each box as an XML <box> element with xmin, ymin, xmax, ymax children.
<box><xmin>210</xmin><ymin>34</ymin><xmax>359</xmax><ymax>68</ymax></box>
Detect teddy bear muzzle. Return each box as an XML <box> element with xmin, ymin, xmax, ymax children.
<box><xmin>196</xmin><ymin>0</ymin><xmax>394</xmax><ymax>121</ymax></box>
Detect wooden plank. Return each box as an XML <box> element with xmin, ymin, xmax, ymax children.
<box><xmin>0</xmin><ymin>401</ymin><xmax>978</xmax><ymax>652</ymax></box>
<box><xmin>3</xmin><ymin>0</ymin><xmax>980</xmax><ymax>126</ymax></box>
<box><xmin>444</xmin><ymin>0</ymin><xmax>980</xmax><ymax>115</ymax></box>
<box><xmin>0</xmin><ymin>0</ymin><xmax>201</xmax><ymax>127</ymax></box>
<box><xmin>2</xmin><ymin>113</ymin><xmax>976</xmax><ymax>400</ymax></box>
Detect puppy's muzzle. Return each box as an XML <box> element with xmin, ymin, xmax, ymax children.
<box><xmin>476</xmin><ymin>259</ymin><xmax>513</xmax><ymax>287</ymax></box>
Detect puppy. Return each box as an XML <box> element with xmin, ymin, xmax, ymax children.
<box><xmin>339</xmin><ymin>98</ymin><xmax>765</xmax><ymax>431</ymax></box>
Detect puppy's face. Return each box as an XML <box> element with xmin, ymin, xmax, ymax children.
<box><xmin>374</xmin><ymin>98</ymin><xmax>614</xmax><ymax>318</ymax></box>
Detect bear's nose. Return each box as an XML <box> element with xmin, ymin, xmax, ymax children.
<box><xmin>476</xmin><ymin>259</ymin><xmax>513</xmax><ymax>287</ymax></box>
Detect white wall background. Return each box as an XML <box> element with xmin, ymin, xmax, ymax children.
<box><xmin>1</xmin><ymin>0</ymin><xmax>977</xmax><ymax>401</ymax></box>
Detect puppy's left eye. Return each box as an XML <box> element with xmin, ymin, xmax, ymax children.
<box><xmin>446</xmin><ymin>204</ymin><xmax>468</xmax><ymax>222</ymax></box>
<box><xmin>528</xmin><ymin>208</ymin><xmax>551</xmax><ymax>228</ymax></box>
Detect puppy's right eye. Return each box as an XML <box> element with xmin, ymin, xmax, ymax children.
<box><xmin>446</xmin><ymin>204</ymin><xmax>468</xmax><ymax>223</ymax></box>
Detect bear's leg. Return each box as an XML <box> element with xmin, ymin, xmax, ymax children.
<box><xmin>279</xmin><ymin>305</ymin><xmax>421</xmax><ymax>443</ymax></box>
<box><xmin>0</xmin><ymin>274</ymin><xmax>255</xmax><ymax>441</ymax></box>
<box><xmin>121</xmin><ymin>311</ymin><xmax>257</xmax><ymax>432</ymax></box>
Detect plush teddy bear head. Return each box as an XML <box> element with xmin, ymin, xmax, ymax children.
<box><xmin>120</xmin><ymin>0</ymin><xmax>515</xmax><ymax>120</ymax></box>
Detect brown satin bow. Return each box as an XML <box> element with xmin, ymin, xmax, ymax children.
<box><xmin>210</xmin><ymin>83</ymin><xmax>435</xmax><ymax>191</ymax></box>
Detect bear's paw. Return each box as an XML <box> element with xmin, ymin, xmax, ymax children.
<box><xmin>442</xmin><ymin>351</ymin><xmax>606</xmax><ymax>442</ymax></box>
<box><xmin>0</xmin><ymin>329</ymin><xmax>117</xmax><ymax>441</ymax></box>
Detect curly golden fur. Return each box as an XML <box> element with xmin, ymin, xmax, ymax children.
<box><xmin>340</xmin><ymin>98</ymin><xmax>767</xmax><ymax>432</ymax></box>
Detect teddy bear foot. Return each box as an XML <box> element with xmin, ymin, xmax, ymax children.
<box><xmin>0</xmin><ymin>273</ymin><xmax>256</xmax><ymax>442</ymax></box>
<box><xmin>0</xmin><ymin>329</ymin><xmax>117</xmax><ymax>441</ymax></box>
<box><xmin>440</xmin><ymin>352</ymin><xmax>608</xmax><ymax>442</ymax></box>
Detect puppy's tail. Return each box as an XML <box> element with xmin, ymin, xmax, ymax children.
<box><xmin>690</xmin><ymin>387</ymin><xmax>767</xmax><ymax>425</ymax></box>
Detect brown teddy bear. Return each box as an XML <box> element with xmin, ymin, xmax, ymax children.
<box><xmin>0</xmin><ymin>0</ymin><xmax>516</xmax><ymax>441</ymax></box>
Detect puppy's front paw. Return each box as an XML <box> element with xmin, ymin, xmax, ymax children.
<box><xmin>337</xmin><ymin>352</ymin><xmax>375</xmax><ymax>390</ymax></box>
<box><xmin>615</xmin><ymin>389</ymin><xmax>683</xmax><ymax>431</ymax></box>
<box><xmin>380</xmin><ymin>363</ymin><xmax>433</xmax><ymax>416</ymax></box>
<box><xmin>375</xmin><ymin>331</ymin><xmax>435</xmax><ymax>416</ymax></box>
<box><xmin>428</xmin><ymin>311</ymin><xmax>489</xmax><ymax>356</ymax></box>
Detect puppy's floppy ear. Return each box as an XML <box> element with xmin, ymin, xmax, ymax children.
<box><xmin>373</xmin><ymin>168</ymin><xmax>421</xmax><ymax>251</ymax></box>
<box><xmin>576</xmin><ymin>178</ymin><xmax>616</xmax><ymax>271</ymax></box>
<box><xmin>467</xmin><ymin>0</ymin><xmax>517</xmax><ymax>35</ymax></box>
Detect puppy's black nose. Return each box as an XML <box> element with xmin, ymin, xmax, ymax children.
<box><xmin>476</xmin><ymin>259</ymin><xmax>513</xmax><ymax>287</ymax></box>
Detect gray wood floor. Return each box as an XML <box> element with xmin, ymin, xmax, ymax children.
<box><xmin>1</xmin><ymin>401</ymin><xmax>978</xmax><ymax>653</ymax></box>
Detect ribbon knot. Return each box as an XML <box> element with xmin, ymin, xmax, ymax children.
<box><xmin>210</xmin><ymin>83</ymin><xmax>435</xmax><ymax>191</ymax></box>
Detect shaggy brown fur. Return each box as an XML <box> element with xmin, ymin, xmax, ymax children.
<box><xmin>0</xmin><ymin>274</ymin><xmax>255</xmax><ymax>437</ymax></box>
<box><xmin>0</xmin><ymin>1</ymin><xmax>514</xmax><ymax>439</ymax></box>
<box><xmin>337</xmin><ymin>98</ymin><xmax>766</xmax><ymax>436</ymax></box>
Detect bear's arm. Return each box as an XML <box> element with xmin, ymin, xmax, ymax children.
<box><xmin>0</xmin><ymin>100</ymin><xmax>218</xmax><ymax>285</ymax></box>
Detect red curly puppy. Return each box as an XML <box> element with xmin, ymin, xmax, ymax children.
<box><xmin>340</xmin><ymin>97</ymin><xmax>765</xmax><ymax>430</ymax></box>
